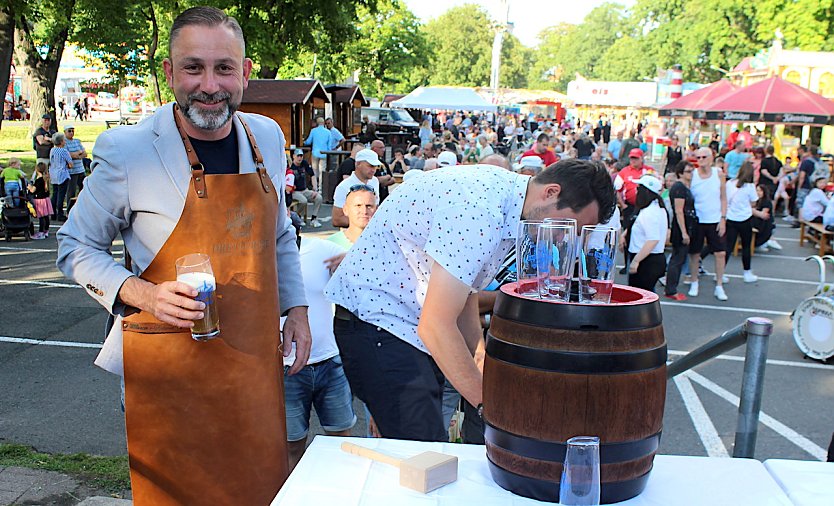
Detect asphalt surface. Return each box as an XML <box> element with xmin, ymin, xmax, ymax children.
<box><xmin>0</xmin><ymin>201</ymin><xmax>832</xmax><ymax>464</ymax></box>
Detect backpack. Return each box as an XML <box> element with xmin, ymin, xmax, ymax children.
<box><xmin>811</xmin><ymin>157</ymin><xmax>830</xmax><ymax>183</ymax></box>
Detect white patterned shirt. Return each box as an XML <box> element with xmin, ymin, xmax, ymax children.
<box><xmin>325</xmin><ymin>165</ymin><xmax>529</xmax><ymax>354</ymax></box>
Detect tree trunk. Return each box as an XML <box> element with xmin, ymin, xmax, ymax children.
<box><xmin>0</xmin><ymin>4</ymin><xmax>15</xmax><ymax>131</ymax></box>
<box><xmin>147</xmin><ymin>3</ymin><xmax>161</xmax><ymax>105</ymax></box>
<box><xmin>14</xmin><ymin>4</ymin><xmax>74</xmax><ymax>133</ymax></box>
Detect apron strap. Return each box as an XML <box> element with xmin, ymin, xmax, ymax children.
<box><xmin>172</xmin><ymin>104</ymin><xmax>209</xmax><ymax>199</ymax></box>
<box><xmin>236</xmin><ymin>115</ymin><xmax>273</xmax><ymax>194</ymax></box>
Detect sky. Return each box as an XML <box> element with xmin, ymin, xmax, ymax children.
<box><xmin>403</xmin><ymin>0</ymin><xmax>636</xmax><ymax>48</ymax></box>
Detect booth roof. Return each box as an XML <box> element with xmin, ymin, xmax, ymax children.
<box><xmin>391</xmin><ymin>87</ymin><xmax>498</xmax><ymax>112</ymax></box>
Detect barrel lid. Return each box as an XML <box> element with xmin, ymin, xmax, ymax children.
<box><xmin>494</xmin><ymin>282</ymin><xmax>662</xmax><ymax>331</ymax></box>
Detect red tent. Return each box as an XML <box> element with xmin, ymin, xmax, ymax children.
<box><xmin>702</xmin><ymin>76</ymin><xmax>834</xmax><ymax>126</ymax></box>
<box><xmin>659</xmin><ymin>80</ymin><xmax>738</xmax><ymax>118</ymax></box>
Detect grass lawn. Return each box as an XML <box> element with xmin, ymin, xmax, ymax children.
<box><xmin>0</xmin><ymin>121</ymin><xmax>105</xmax><ymax>153</ymax></box>
<box><xmin>0</xmin><ymin>443</ymin><xmax>130</xmax><ymax>493</ymax></box>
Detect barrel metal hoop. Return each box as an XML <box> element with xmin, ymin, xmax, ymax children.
<box><xmin>485</xmin><ymin>421</ymin><xmax>661</xmax><ymax>464</ymax></box>
<box><xmin>486</xmin><ymin>333</ymin><xmax>668</xmax><ymax>374</ymax></box>
<box><xmin>486</xmin><ymin>455</ymin><xmax>652</xmax><ymax>504</ymax></box>
<box><xmin>493</xmin><ymin>293</ymin><xmax>662</xmax><ymax>331</ymax></box>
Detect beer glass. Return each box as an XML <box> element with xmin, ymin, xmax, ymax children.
<box><xmin>536</xmin><ymin>223</ymin><xmax>575</xmax><ymax>302</ymax></box>
<box><xmin>516</xmin><ymin>220</ymin><xmax>543</xmax><ymax>296</ymax></box>
<box><xmin>578</xmin><ymin>225</ymin><xmax>619</xmax><ymax>304</ymax></box>
<box><xmin>175</xmin><ymin>253</ymin><xmax>220</xmax><ymax>341</ymax></box>
<box><xmin>559</xmin><ymin>436</ymin><xmax>601</xmax><ymax>505</ymax></box>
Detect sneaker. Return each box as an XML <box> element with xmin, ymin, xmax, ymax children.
<box><xmin>31</xmin><ymin>232</ymin><xmax>45</xmax><ymax>240</ymax></box>
<box><xmin>665</xmin><ymin>293</ymin><xmax>687</xmax><ymax>301</ymax></box>
<box><xmin>783</xmin><ymin>215</ymin><xmax>796</xmax><ymax>223</ymax></box>
<box><xmin>755</xmin><ymin>245</ymin><xmax>770</xmax><ymax>253</ymax></box>
<box><xmin>699</xmin><ymin>265</ymin><xmax>712</xmax><ymax>276</ymax></box>
<box><xmin>688</xmin><ymin>281</ymin><xmax>699</xmax><ymax>297</ymax></box>
<box><xmin>658</xmin><ymin>276</ymin><xmax>666</xmax><ymax>287</ymax></box>
<box><xmin>715</xmin><ymin>274</ymin><xmax>730</xmax><ymax>284</ymax></box>
<box><xmin>683</xmin><ymin>275</ymin><xmax>693</xmax><ymax>285</ymax></box>
<box><xmin>714</xmin><ymin>285</ymin><xmax>728</xmax><ymax>301</ymax></box>
<box><xmin>311</xmin><ymin>218</ymin><xmax>322</xmax><ymax>228</ymax></box>
<box><xmin>743</xmin><ymin>271</ymin><xmax>758</xmax><ymax>283</ymax></box>
<box><xmin>767</xmin><ymin>239</ymin><xmax>782</xmax><ymax>251</ymax></box>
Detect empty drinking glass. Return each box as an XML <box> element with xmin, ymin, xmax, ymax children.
<box><xmin>517</xmin><ymin>220</ymin><xmax>543</xmax><ymax>296</ymax></box>
<box><xmin>536</xmin><ymin>223</ymin><xmax>575</xmax><ymax>302</ymax></box>
<box><xmin>578</xmin><ymin>226</ymin><xmax>619</xmax><ymax>304</ymax></box>
<box><xmin>559</xmin><ymin>436</ymin><xmax>601</xmax><ymax>505</ymax></box>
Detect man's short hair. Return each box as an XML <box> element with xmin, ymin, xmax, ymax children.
<box><xmin>810</xmin><ymin>145</ymin><xmax>819</xmax><ymax>156</ymax></box>
<box><xmin>316</xmin><ymin>117</ymin><xmax>325</xmax><ymax>125</ymax></box>
<box><xmin>170</xmin><ymin>6</ymin><xmax>245</xmax><ymax>56</ymax></box>
<box><xmin>533</xmin><ymin>159</ymin><xmax>616</xmax><ymax>224</ymax></box>
<box><xmin>51</xmin><ymin>132</ymin><xmax>65</xmax><ymax>145</ymax></box>
<box><xmin>735</xmin><ymin>141</ymin><xmax>745</xmax><ymax>150</ymax></box>
<box><xmin>537</xmin><ymin>133</ymin><xmax>549</xmax><ymax>144</ymax></box>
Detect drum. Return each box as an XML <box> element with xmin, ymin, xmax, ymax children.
<box><xmin>792</xmin><ymin>296</ymin><xmax>834</xmax><ymax>360</ymax></box>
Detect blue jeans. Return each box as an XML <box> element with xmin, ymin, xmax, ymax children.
<box><xmin>51</xmin><ymin>181</ymin><xmax>69</xmax><ymax>218</ymax></box>
<box><xmin>283</xmin><ymin>356</ymin><xmax>356</xmax><ymax>441</ymax></box>
<box><xmin>4</xmin><ymin>181</ymin><xmax>20</xmax><ymax>207</ymax></box>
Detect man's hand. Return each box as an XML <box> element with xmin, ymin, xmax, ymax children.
<box><xmin>717</xmin><ymin>220</ymin><xmax>726</xmax><ymax>236</ymax></box>
<box><xmin>283</xmin><ymin>306</ymin><xmax>311</xmax><ymax>375</ymax></box>
<box><xmin>118</xmin><ymin>276</ymin><xmax>204</xmax><ymax>328</ymax></box>
<box><xmin>324</xmin><ymin>252</ymin><xmax>347</xmax><ymax>273</ymax></box>
<box><xmin>629</xmin><ymin>259</ymin><xmax>640</xmax><ymax>274</ymax></box>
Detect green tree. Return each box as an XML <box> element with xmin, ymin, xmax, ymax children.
<box><xmin>527</xmin><ymin>23</ymin><xmax>577</xmax><ymax>91</ymax></box>
<box><xmin>423</xmin><ymin>4</ymin><xmax>494</xmax><ymax>87</ymax></box>
<box><xmin>0</xmin><ymin>2</ymin><xmax>19</xmax><ymax>130</ymax></box>
<box><xmin>499</xmin><ymin>34</ymin><xmax>533</xmax><ymax>89</ymax></box>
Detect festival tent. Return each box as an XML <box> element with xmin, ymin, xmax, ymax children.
<box><xmin>391</xmin><ymin>87</ymin><xmax>498</xmax><ymax>112</ymax></box>
<box><xmin>702</xmin><ymin>76</ymin><xmax>834</xmax><ymax>126</ymax></box>
<box><xmin>658</xmin><ymin>80</ymin><xmax>738</xmax><ymax>118</ymax></box>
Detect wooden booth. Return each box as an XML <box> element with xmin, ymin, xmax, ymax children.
<box><xmin>240</xmin><ymin>79</ymin><xmax>330</xmax><ymax>147</ymax></box>
<box><xmin>325</xmin><ymin>85</ymin><xmax>369</xmax><ymax>137</ymax></box>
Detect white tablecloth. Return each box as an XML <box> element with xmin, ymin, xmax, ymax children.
<box><xmin>764</xmin><ymin>459</ymin><xmax>834</xmax><ymax>506</ymax></box>
<box><xmin>272</xmin><ymin>436</ymin><xmax>792</xmax><ymax>505</ymax></box>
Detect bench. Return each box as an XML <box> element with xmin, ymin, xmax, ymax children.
<box><xmin>105</xmin><ymin>118</ymin><xmax>137</xmax><ymax>129</ymax></box>
<box><xmin>799</xmin><ymin>220</ymin><xmax>833</xmax><ymax>256</ymax></box>
<box><xmin>732</xmin><ymin>227</ymin><xmax>758</xmax><ymax>257</ymax></box>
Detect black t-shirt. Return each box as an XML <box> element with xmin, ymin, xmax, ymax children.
<box><xmin>759</xmin><ymin>157</ymin><xmax>783</xmax><ymax>189</ymax></box>
<box><xmin>576</xmin><ymin>138</ymin><xmax>595</xmax><ymax>158</ymax></box>
<box><xmin>665</xmin><ymin>146</ymin><xmax>683</xmax><ymax>170</ymax></box>
<box><xmin>189</xmin><ymin>126</ymin><xmax>240</xmax><ymax>174</ymax></box>
<box><xmin>799</xmin><ymin>157</ymin><xmax>816</xmax><ymax>189</ymax></box>
<box><xmin>290</xmin><ymin>161</ymin><xmax>313</xmax><ymax>191</ymax></box>
<box><xmin>33</xmin><ymin>127</ymin><xmax>56</xmax><ymax>158</ymax></box>
<box><xmin>376</xmin><ymin>161</ymin><xmax>392</xmax><ymax>202</ymax></box>
<box><xmin>669</xmin><ymin>181</ymin><xmax>696</xmax><ymax>244</ymax></box>
<box><xmin>337</xmin><ymin>157</ymin><xmax>355</xmax><ymax>180</ymax></box>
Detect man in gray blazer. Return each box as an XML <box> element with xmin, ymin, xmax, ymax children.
<box><xmin>56</xmin><ymin>8</ymin><xmax>311</xmax><ymax>378</ymax></box>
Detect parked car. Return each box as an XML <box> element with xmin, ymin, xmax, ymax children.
<box><xmin>361</xmin><ymin>107</ymin><xmax>419</xmax><ymax>135</ymax></box>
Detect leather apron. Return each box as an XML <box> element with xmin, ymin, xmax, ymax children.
<box><xmin>122</xmin><ymin>107</ymin><xmax>288</xmax><ymax>505</ymax></box>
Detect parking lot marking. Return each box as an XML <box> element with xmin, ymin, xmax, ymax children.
<box><xmin>0</xmin><ymin>279</ymin><xmax>81</xmax><ymax>288</ymax></box>
<box><xmin>0</xmin><ymin>336</ymin><xmax>102</xmax><ymax>349</ymax></box>
<box><xmin>686</xmin><ymin>371</ymin><xmax>827</xmax><ymax>461</ymax></box>
<box><xmin>0</xmin><ymin>246</ymin><xmax>56</xmax><ymax>253</ymax></box>
<box><xmin>661</xmin><ymin>301</ymin><xmax>792</xmax><ymax>316</ymax></box>
<box><xmin>668</xmin><ymin>350</ymin><xmax>834</xmax><ymax>371</ymax></box>
<box><xmin>673</xmin><ymin>374</ymin><xmax>729</xmax><ymax>457</ymax></box>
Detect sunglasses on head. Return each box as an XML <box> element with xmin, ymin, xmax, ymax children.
<box><xmin>348</xmin><ymin>184</ymin><xmax>376</xmax><ymax>195</ymax></box>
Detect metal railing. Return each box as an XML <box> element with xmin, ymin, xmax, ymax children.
<box><xmin>667</xmin><ymin>317</ymin><xmax>774</xmax><ymax>458</ymax></box>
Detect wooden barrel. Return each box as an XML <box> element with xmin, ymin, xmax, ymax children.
<box><xmin>483</xmin><ymin>282</ymin><xmax>666</xmax><ymax>504</ymax></box>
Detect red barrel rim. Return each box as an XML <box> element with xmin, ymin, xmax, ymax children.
<box><xmin>500</xmin><ymin>281</ymin><xmax>659</xmax><ymax>306</ymax></box>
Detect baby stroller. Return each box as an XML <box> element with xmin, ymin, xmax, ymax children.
<box><xmin>0</xmin><ymin>190</ymin><xmax>34</xmax><ymax>241</ymax></box>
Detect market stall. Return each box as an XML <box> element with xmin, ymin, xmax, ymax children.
<box><xmin>391</xmin><ymin>87</ymin><xmax>498</xmax><ymax>112</ymax></box>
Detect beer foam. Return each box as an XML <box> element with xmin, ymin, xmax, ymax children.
<box><xmin>177</xmin><ymin>272</ymin><xmax>216</xmax><ymax>291</ymax></box>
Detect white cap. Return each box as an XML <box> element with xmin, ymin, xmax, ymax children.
<box><xmin>293</xmin><ymin>148</ymin><xmax>304</xmax><ymax>156</ymax></box>
<box><xmin>355</xmin><ymin>149</ymin><xmax>382</xmax><ymax>166</ymax></box>
<box><xmin>402</xmin><ymin>170</ymin><xmax>424</xmax><ymax>183</ymax></box>
<box><xmin>637</xmin><ymin>174</ymin><xmax>663</xmax><ymax>196</ymax></box>
<box><xmin>438</xmin><ymin>151</ymin><xmax>458</xmax><ymax>167</ymax></box>
<box><xmin>519</xmin><ymin>156</ymin><xmax>543</xmax><ymax>169</ymax></box>
<box><xmin>63</xmin><ymin>124</ymin><xmax>75</xmax><ymax>130</ymax></box>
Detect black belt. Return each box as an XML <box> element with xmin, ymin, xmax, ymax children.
<box><xmin>335</xmin><ymin>305</ymin><xmax>359</xmax><ymax>321</ymax></box>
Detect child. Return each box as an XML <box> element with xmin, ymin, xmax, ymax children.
<box><xmin>800</xmin><ymin>176</ymin><xmax>830</xmax><ymax>223</ymax></box>
<box><xmin>1</xmin><ymin>157</ymin><xmax>26</xmax><ymax>207</ymax></box>
<box><xmin>27</xmin><ymin>162</ymin><xmax>52</xmax><ymax>239</ymax></box>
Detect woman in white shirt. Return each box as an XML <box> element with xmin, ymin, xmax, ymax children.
<box><xmin>628</xmin><ymin>175</ymin><xmax>669</xmax><ymax>292</ymax></box>
<box><xmin>725</xmin><ymin>161</ymin><xmax>767</xmax><ymax>283</ymax></box>
<box><xmin>800</xmin><ymin>176</ymin><xmax>830</xmax><ymax>223</ymax></box>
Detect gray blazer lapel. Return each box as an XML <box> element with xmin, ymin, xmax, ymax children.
<box><xmin>153</xmin><ymin>104</ymin><xmax>190</xmax><ymax>200</ymax></box>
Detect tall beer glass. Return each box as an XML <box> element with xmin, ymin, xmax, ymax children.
<box><xmin>175</xmin><ymin>253</ymin><xmax>220</xmax><ymax>341</ymax></box>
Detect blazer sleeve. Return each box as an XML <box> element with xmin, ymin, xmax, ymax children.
<box><xmin>269</xmin><ymin>122</ymin><xmax>307</xmax><ymax>314</ymax></box>
<box><xmin>56</xmin><ymin>131</ymin><xmax>134</xmax><ymax>314</ymax></box>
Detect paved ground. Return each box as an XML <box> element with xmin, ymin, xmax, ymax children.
<box><xmin>1</xmin><ymin>199</ymin><xmax>833</xmax><ymax>504</ymax></box>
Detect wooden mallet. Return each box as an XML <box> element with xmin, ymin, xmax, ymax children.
<box><xmin>340</xmin><ymin>442</ymin><xmax>458</xmax><ymax>493</ymax></box>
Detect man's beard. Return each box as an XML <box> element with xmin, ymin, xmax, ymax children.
<box><xmin>179</xmin><ymin>90</ymin><xmax>237</xmax><ymax>131</ymax></box>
